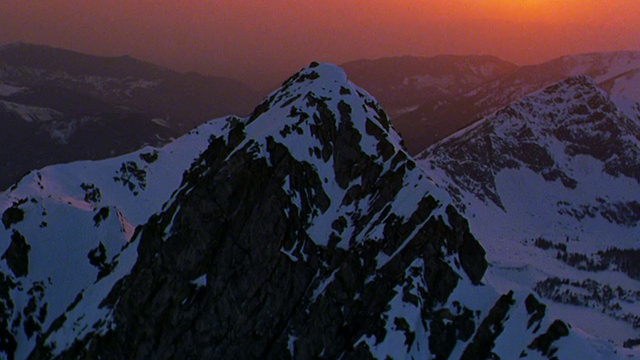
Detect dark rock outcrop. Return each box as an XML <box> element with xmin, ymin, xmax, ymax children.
<box><xmin>2</xmin><ymin>230</ymin><xmax>30</xmax><ymax>278</ymax></box>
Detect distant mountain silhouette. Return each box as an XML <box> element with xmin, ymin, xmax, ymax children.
<box><xmin>0</xmin><ymin>42</ymin><xmax>259</xmax><ymax>190</ymax></box>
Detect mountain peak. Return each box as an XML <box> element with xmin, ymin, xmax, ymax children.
<box><xmin>237</xmin><ymin>62</ymin><xmax>401</xmax><ymax>167</ymax></box>
<box><xmin>421</xmin><ymin>74</ymin><xmax>640</xmax><ymax>209</ymax></box>
<box><xmin>284</xmin><ymin>61</ymin><xmax>349</xmax><ymax>85</ymax></box>
<box><xmin>501</xmin><ymin>74</ymin><xmax>624</xmax><ymax>135</ymax></box>
<box><xmin>538</xmin><ymin>74</ymin><xmax>600</xmax><ymax>97</ymax></box>
<box><xmin>274</xmin><ymin>61</ymin><xmax>390</xmax><ymax>129</ymax></box>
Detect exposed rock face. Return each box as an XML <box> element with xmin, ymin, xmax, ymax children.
<box><xmin>1</xmin><ymin>230</ymin><xmax>30</xmax><ymax>278</ymax></box>
<box><xmin>460</xmin><ymin>291</ymin><xmax>514</xmax><ymax>360</ymax></box>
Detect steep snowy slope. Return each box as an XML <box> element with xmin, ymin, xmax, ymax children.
<box><xmin>0</xmin><ymin>117</ymin><xmax>232</xmax><ymax>359</ymax></box>
<box><xmin>396</xmin><ymin>51</ymin><xmax>640</xmax><ymax>154</ymax></box>
<box><xmin>419</xmin><ymin>75</ymin><xmax>640</xmax><ymax>350</ymax></box>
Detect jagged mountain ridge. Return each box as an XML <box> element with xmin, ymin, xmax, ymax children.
<box><xmin>419</xmin><ymin>75</ymin><xmax>640</xmax><ymax>350</ymax></box>
<box><xmin>0</xmin><ymin>42</ymin><xmax>259</xmax><ymax>190</ymax></box>
<box><xmin>394</xmin><ymin>51</ymin><xmax>640</xmax><ymax>154</ymax></box>
<box><xmin>0</xmin><ymin>64</ymin><xmax>622</xmax><ymax>359</ymax></box>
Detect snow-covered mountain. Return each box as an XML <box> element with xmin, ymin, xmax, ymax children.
<box><xmin>0</xmin><ymin>63</ymin><xmax>622</xmax><ymax>359</ymax></box>
<box><xmin>419</xmin><ymin>75</ymin><xmax>640</xmax><ymax>352</ymax></box>
<box><xmin>0</xmin><ymin>115</ymin><xmax>228</xmax><ymax>359</ymax></box>
<box><xmin>0</xmin><ymin>42</ymin><xmax>259</xmax><ymax>190</ymax></box>
<box><xmin>396</xmin><ymin>51</ymin><xmax>640</xmax><ymax>154</ymax></box>
<box><xmin>342</xmin><ymin>55</ymin><xmax>516</xmax><ymax>118</ymax></box>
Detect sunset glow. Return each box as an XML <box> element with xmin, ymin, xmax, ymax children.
<box><xmin>0</xmin><ymin>1</ymin><xmax>637</xmax><ymax>89</ymax></box>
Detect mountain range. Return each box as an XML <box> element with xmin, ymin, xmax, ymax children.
<box><xmin>346</xmin><ymin>51</ymin><xmax>640</xmax><ymax>154</ymax></box>
<box><xmin>0</xmin><ymin>63</ymin><xmax>630</xmax><ymax>359</ymax></box>
<box><xmin>0</xmin><ymin>42</ymin><xmax>259</xmax><ymax>190</ymax></box>
<box><xmin>341</xmin><ymin>55</ymin><xmax>517</xmax><ymax>118</ymax></box>
<box><xmin>3</xmin><ymin>43</ymin><xmax>637</xmax><ymax>188</ymax></box>
<box><xmin>0</xmin><ymin>43</ymin><xmax>638</xmax><ymax>359</ymax></box>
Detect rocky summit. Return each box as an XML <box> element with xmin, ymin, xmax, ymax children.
<box><xmin>0</xmin><ymin>63</ymin><xmax>623</xmax><ymax>359</ymax></box>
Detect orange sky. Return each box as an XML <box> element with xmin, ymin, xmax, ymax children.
<box><xmin>0</xmin><ymin>1</ymin><xmax>638</xmax><ymax>90</ymax></box>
